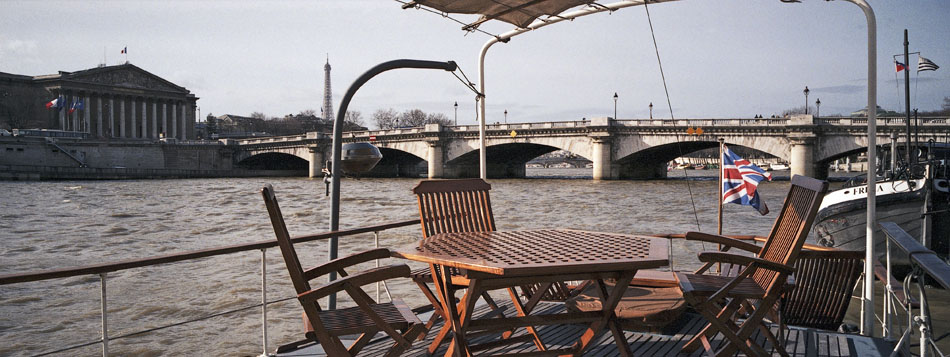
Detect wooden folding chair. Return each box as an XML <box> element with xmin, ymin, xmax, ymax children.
<box><xmin>261</xmin><ymin>184</ymin><xmax>424</xmax><ymax>356</ymax></box>
<box><xmin>676</xmin><ymin>175</ymin><xmax>828</xmax><ymax>357</ymax></box>
<box><xmin>410</xmin><ymin>178</ymin><xmax>570</xmax><ymax>352</ymax></box>
<box><xmin>780</xmin><ymin>249</ymin><xmax>864</xmax><ymax>331</ymax></box>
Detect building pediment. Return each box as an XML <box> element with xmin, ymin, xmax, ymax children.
<box><xmin>65</xmin><ymin>64</ymin><xmax>188</xmax><ymax>94</ymax></box>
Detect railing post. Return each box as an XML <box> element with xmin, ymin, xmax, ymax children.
<box><xmin>260</xmin><ymin>248</ymin><xmax>269</xmax><ymax>357</ymax></box>
<box><xmin>375</xmin><ymin>231</ymin><xmax>380</xmax><ymax>302</ymax></box>
<box><xmin>885</xmin><ymin>237</ymin><xmax>893</xmax><ymax>339</ymax></box>
<box><xmin>100</xmin><ymin>273</ymin><xmax>109</xmax><ymax>357</ymax></box>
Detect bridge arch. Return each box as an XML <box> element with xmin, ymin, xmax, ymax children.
<box><xmin>443</xmin><ymin>142</ymin><xmax>586</xmax><ymax>178</ymax></box>
<box><xmin>236</xmin><ymin>152</ymin><xmax>309</xmax><ymax>172</ymax></box>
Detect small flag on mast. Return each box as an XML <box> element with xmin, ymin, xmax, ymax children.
<box><xmin>121</xmin><ymin>47</ymin><xmax>127</xmax><ymax>54</ymax></box>
<box><xmin>45</xmin><ymin>96</ymin><xmax>63</xmax><ymax>110</ymax></box>
<box><xmin>918</xmin><ymin>56</ymin><xmax>939</xmax><ymax>72</ymax></box>
<box><xmin>895</xmin><ymin>61</ymin><xmax>907</xmax><ymax>72</ymax></box>
<box><xmin>68</xmin><ymin>99</ymin><xmax>84</xmax><ymax>114</ymax></box>
<box><xmin>722</xmin><ymin>145</ymin><xmax>772</xmax><ymax>215</ymax></box>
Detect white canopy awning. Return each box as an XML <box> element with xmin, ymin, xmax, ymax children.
<box><xmin>403</xmin><ymin>0</ymin><xmax>597</xmax><ymax>30</ymax></box>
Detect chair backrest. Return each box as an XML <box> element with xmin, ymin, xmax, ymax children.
<box><xmin>782</xmin><ymin>249</ymin><xmax>864</xmax><ymax>330</ymax></box>
<box><xmin>413</xmin><ymin>178</ymin><xmax>496</xmax><ymax>238</ymax></box>
<box><xmin>751</xmin><ymin>175</ymin><xmax>829</xmax><ymax>291</ymax></box>
<box><xmin>261</xmin><ymin>184</ymin><xmax>312</xmax><ymax>297</ymax></box>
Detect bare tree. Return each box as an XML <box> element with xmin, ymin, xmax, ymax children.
<box><xmin>343</xmin><ymin>110</ymin><xmax>366</xmax><ymax>131</ymax></box>
<box><xmin>426</xmin><ymin>112</ymin><xmax>453</xmax><ymax>126</ymax></box>
<box><xmin>372</xmin><ymin>108</ymin><xmax>399</xmax><ymax>129</ymax></box>
<box><xmin>398</xmin><ymin>109</ymin><xmax>428</xmax><ymax>127</ymax></box>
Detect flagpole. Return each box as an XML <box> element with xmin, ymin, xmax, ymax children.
<box><xmin>717</xmin><ymin>138</ymin><xmax>724</xmax><ymax>274</ymax></box>
<box><xmin>718</xmin><ymin>138</ymin><xmax>724</xmax><ymax>236</ymax></box>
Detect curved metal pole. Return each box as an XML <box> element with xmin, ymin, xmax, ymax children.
<box><xmin>843</xmin><ymin>0</ymin><xmax>877</xmax><ymax>336</ymax></box>
<box><xmin>328</xmin><ymin>59</ymin><xmax>456</xmax><ymax>309</ymax></box>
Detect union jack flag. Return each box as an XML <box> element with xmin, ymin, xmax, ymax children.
<box><xmin>722</xmin><ymin>145</ymin><xmax>772</xmax><ymax>215</ymax></box>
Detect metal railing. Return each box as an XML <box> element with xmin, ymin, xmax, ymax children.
<box><xmin>0</xmin><ymin>218</ymin><xmax>420</xmax><ymax>357</ymax></box>
<box><xmin>880</xmin><ymin>221</ymin><xmax>950</xmax><ymax>357</ymax></box>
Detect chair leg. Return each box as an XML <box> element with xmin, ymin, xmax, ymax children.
<box><xmin>683</xmin><ymin>298</ymin><xmax>739</xmax><ymax>353</ymax></box>
<box><xmin>414</xmin><ymin>278</ymin><xmax>446</xmax><ymax>340</ymax></box>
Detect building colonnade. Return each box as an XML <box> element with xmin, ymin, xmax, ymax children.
<box><xmin>48</xmin><ymin>89</ymin><xmax>195</xmax><ymax>140</ymax></box>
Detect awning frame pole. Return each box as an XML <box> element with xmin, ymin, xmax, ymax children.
<box><xmin>842</xmin><ymin>0</ymin><xmax>877</xmax><ymax>336</ymax></box>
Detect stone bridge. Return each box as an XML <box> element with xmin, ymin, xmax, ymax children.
<box><xmin>233</xmin><ymin>115</ymin><xmax>950</xmax><ymax>180</ymax></box>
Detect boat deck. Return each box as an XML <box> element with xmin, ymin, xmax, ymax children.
<box><xmin>276</xmin><ymin>299</ymin><xmax>893</xmax><ymax>356</ymax></box>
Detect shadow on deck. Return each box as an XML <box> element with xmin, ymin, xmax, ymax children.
<box><xmin>277</xmin><ymin>299</ymin><xmax>893</xmax><ymax>356</ymax></box>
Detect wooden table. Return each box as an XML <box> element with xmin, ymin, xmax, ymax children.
<box><xmin>393</xmin><ymin>229</ymin><xmax>669</xmax><ymax>356</ymax></box>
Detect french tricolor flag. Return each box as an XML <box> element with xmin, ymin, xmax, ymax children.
<box><xmin>121</xmin><ymin>46</ymin><xmax>127</xmax><ymax>54</ymax></box>
<box><xmin>45</xmin><ymin>96</ymin><xmax>63</xmax><ymax>110</ymax></box>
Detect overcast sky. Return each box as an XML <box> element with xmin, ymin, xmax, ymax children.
<box><xmin>1</xmin><ymin>0</ymin><xmax>948</xmax><ymax>127</ymax></box>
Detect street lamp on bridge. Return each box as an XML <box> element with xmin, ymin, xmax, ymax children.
<box><xmin>504</xmin><ymin>109</ymin><xmax>508</xmax><ymax>124</ymax></box>
<box><xmin>803</xmin><ymin>86</ymin><xmax>810</xmax><ymax>114</ymax></box>
<box><xmin>649</xmin><ymin>102</ymin><xmax>653</xmax><ymax>120</ymax></box>
<box><xmin>613</xmin><ymin>92</ymin><xmax>618</xmax><ymax>119</ymax></box>
<box><xmin>454</xmin><ymin>101</ymin><xmax>458</xmax><ymax>126</ymax></box>
<box><xmin>815</xmin><ymin>98</ymin><xmax>821</xmax><ymax>118</ymax></box>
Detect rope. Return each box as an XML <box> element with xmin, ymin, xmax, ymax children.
<box><xmin>643</xmin><ymin>0</ymin><xmax>703</xmax><ymax>233</ymax></box>
<box><xmin>451</xmin><ymin>65</ymin><xmax>484</xmax><ymax>98</ymax></box>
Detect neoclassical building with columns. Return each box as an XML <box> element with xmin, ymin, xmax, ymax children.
<box><xmin>0</xmin><ymin>63</ymin><xmax>198</xmax><ymax>140</ymax></box>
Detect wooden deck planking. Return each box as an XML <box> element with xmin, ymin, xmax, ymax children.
<box><xmin>277</xmin><ymin>299</ymin><xmax>893</xmax><ymax>356</ymax></box>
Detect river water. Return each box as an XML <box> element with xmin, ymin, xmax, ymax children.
<box><xmin>0</xmin><ymin>169</ymin><xmax>941</xmax><ymax>355</ymax></box>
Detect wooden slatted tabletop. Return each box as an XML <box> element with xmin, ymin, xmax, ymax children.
<box><xmin>393</xmin><ymin>229</ymin><xmax>669</xmax><ymax>277</ymax></box>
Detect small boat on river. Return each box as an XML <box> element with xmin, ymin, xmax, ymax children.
<box><xmin>813</xmin><ymin>143</ymin><xmax>950</xmax><ymax>263</ymax></box>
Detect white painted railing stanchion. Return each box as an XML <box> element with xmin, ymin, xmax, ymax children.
<box><xmin>100</xmin><ymin>273</ymin><xmax>109</xmax><ymax>357</ymax></box>
<box><xmin>375</xmin><ymin>231</ymin><xmax>380</xmax><ymax>302</ymax></box>
<box><xmin>260</xmin><ymin>248</ymin><xmax>269</xmax><ymax>357</ymax></box>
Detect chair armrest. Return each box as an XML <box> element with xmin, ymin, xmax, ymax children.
<box><xmin>697</xmin><ymin>251</ymin><xmax>795</xmax><ymax>275</ymax></box>
<box><xmin>298</xmin><ymin>264</ymin><xmax>411</xmax><ymax>302</ymax></box>
<box><xmin>685</xmin><ymin>232</ymin><xmax>762</xmax><ymax>253</ymax></box>
<box><xmin>304</xmin><ymin>248</ymin><xmax>393</xmax><ymax>281</ymax></box>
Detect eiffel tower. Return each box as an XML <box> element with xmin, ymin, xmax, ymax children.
<box><xmin>322</xmin><ymin>56</ymin><xmax>334</xmax><ymax>122</ymax></box>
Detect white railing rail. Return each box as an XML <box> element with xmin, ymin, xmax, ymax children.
<box><xmin>0</xmin><ymin>219</ymin><xmax>419</xmax><ymax>357</ymax></box>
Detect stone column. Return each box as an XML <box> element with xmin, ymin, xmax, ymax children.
<box><xmin>171</xmin><ymin>102</ymin><xmax>178</xmax><ymax>139</ymax></box>
<box><xmin>151</xmin><ymin>99</ymin><xmax>158</xmax><ymax>138</ymax></box>
<box><xmin>84</xmin><ymin>94</ymin><xmax>91</xmax><ymax>133</ymax></box>
<box><xmin>789</xmin><ymin>137</ymin><xmax>816</xmax><ymax>178</ymax></box>
<box><xmin>162</xmin><ymin>102</ymin><xmax>168</xmax><ymax>138</ymax></box>
<box><xmin>108</xmin><ymin>96</ymin><xmax>115</xmax><ymax>138</ymax></box>
<box><xmin>59</xmin><ymin>93</ymin><xmax>66</xmax><ymax>130</ymax></box>
<box><xmin>591</xmin><ymin>137</ymin><xmax>612</xmax><ymax>180</ymax></box>
<box><xmin>141</xmin><ymin>100</ymin><xmax>148</xmax><ymax>138</ymax></box>
<box><xmin>71</xmin><ymin>94</ymin><xmax>79</xmax><ymax>131</ymax></box>
<box><xmin>180</xmin><ymin>103</ymin><xmax>187</xmax><ymax>140</ymax></box>
<box><xmin>308</xmin><ymin>147</ymin><xmax>325</xmax><ymax>178</ymax></box>
<box><xmin>96</xmin><ymin>96</ymin><xmax>103</xmax><ymax>137</ymax></box>
<box><xmin>119</xmin><ymin>98</ymin><xmax>126</xmax><ymax>138</ymax></box>
<box><xmin>426</xmin><ymin>141</ymin><xmax>444</xmax><ymax>178</ymax></box>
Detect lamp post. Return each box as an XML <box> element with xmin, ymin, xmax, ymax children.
<box><xmin>504</xmin><ymin>109</ymin><xmax>508</xmax><ymax>124</ymax></box>
<box><xmin>613</xmin><ymin>92</ymin><xmax>618</xmax><ymax>119</ymax></box>
<box><xmin>454</xmin><ymin>101</ymin><xmax>458</xmax><ymax>126</ymax></box>
<box><xmin>815</xmin><ymin>98</ymin><xmax>821</xmax><ymax>118</ymax></box>
<box><xmin>649</xmin><ymin>102</ymin><xmax>653</xmax><ymax>119</ymax></box>
<box><xmin>803</xmin><ymin>86</ymin><xmax>810</xmax><ymax>114</ymax></box>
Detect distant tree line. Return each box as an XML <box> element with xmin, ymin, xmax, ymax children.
<box><xmin>372</xmin><ymin>108</ymin><xmax>453</xmax><ymax>129</ymax></box>
<box><xmin>203</xmin><ymin>109</ymin><xmax>367</xmax><ymax>137</ymax></box>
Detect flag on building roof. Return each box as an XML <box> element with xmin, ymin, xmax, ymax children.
<box><xmin>68</xmin><ymin>99</ymin><xmax>84</xmax><ymax>114</ymax></box>
<box><xmin>918</xmin><ymin>56</ymin><xmax>939</xmax><ymax>72</ymax></box>
<box><xmin>895</xmin><ymin>61</ymin><xmax>907</xmax><ymax>72</ymax></box>
<box><xmin>45</xmin><ymin>96</ymin><xmax>63</xmax><ymax>110</ymax></box>
<box><xmin>722</xmin><ymin>145</ymin><xmax>772</xmax><ymax>215</ymax></box>
<box><xmin>121</xmin><ymin>46</ymin><xmax>127</xmax><ymax>54</ymax></box>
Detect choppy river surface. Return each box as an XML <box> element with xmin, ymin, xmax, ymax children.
<box><xmin>0</xmin><ymin>169</ymin><xmax>942</xmax><ymax>355</ymax></box>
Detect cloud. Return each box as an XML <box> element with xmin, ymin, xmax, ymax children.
<box><xmin>0</xmin><ymin>38</ymin><xmax>39</xmax><ymax>63</ymax></box>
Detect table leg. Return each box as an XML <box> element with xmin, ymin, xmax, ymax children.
<box><xmin>438</xmin><ymin>264</ymin><xmax>468</xmax><ymax>357</ymax></box>
<box><xmin>506</xmin><ymin>285</ymin><xmax>549</xmax><ymax>351</ymax></box>
<box><xmin>572</xmin><ymin>271</ymin><xmax>636</xmax><ymax>356</ymax></box>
